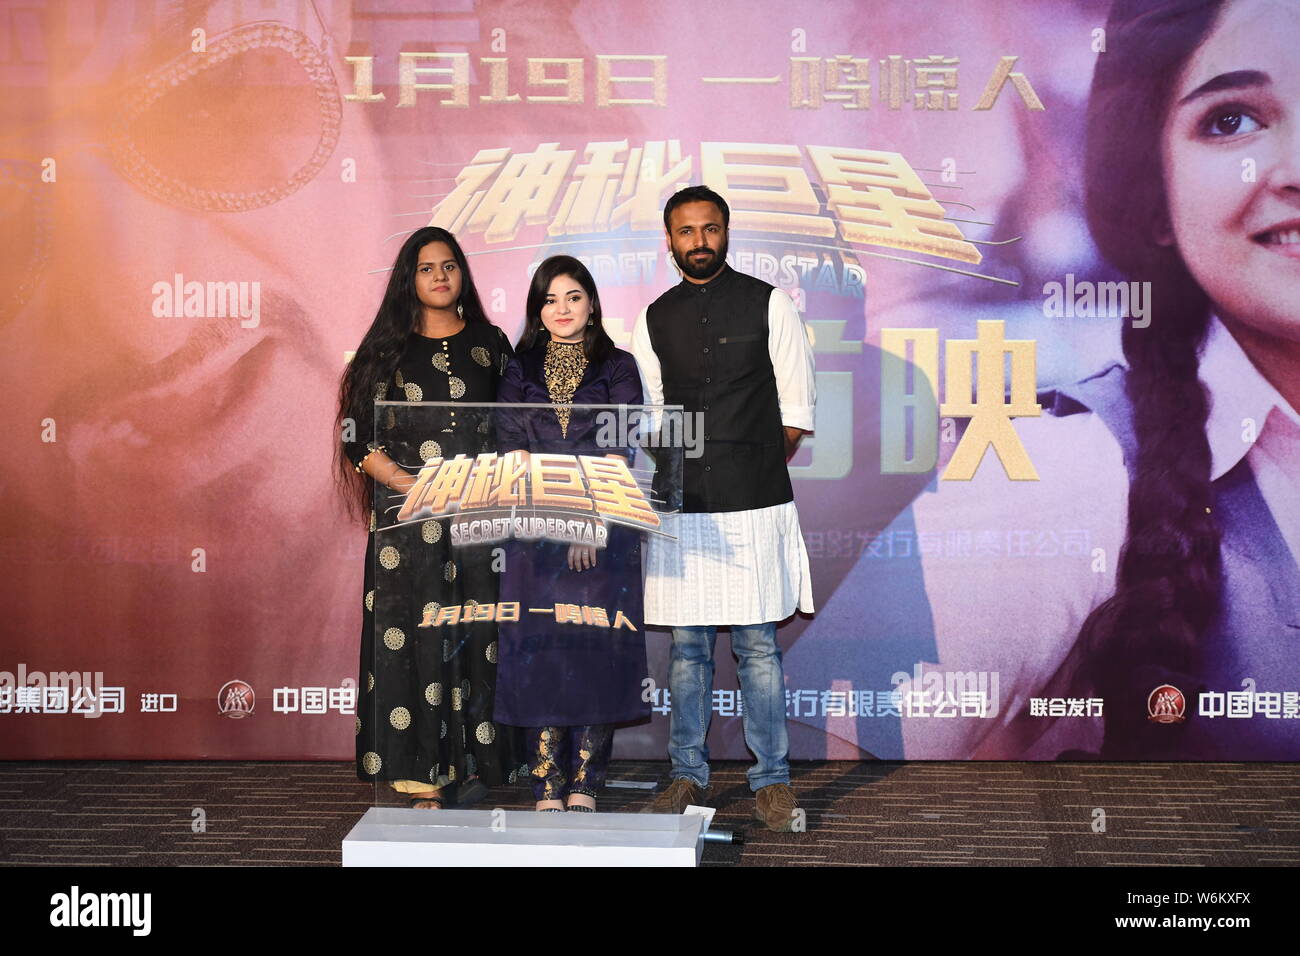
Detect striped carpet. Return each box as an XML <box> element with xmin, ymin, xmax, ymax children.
<box><xmin>0</xmin><ymin>760</ymin><xmax>1295</xmax><ymax>866</ymax></box>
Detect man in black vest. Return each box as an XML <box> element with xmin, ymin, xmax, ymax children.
<box><xmin>631</xmin><ymin>186</ymin><xmax>816</xmax><ymax>832</ymax></box>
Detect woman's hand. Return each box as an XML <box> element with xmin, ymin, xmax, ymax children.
<box><xmin>567</xmin><ymin>543</ymin><xmax>597</xmax><ymax>572</ymax></box>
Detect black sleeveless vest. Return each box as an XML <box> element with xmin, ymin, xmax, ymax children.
<box><xmin>645</xmin><ymin>265</ymin><xmax>792</xmax><ymax>513</ymax></box>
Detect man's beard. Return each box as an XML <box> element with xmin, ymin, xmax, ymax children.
<box><xmin>673</xmin><ymin>234</ymin><xmax>729</xmax><ymax>280</ymax></box>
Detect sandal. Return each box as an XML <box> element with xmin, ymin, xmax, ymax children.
<box><xmin>408</xmin><ymin>792</ymin><xmax>443</xmax><ymax>809</ymax></box>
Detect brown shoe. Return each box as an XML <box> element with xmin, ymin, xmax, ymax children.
<box><xmin>642</xmin><ymin>777</ymin><xmax>708</xmax><ymax>814</ymax></box>
<box><xmin>754</xmin><ymin>783</ymin><xmax>801</xmax><ymax>832</ymax></box>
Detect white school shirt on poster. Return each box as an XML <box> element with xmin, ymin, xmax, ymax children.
<box><xmin>898</xmin><ymin>313</ymin><xmax>1300</xmax><ymax>759</ymax></box>
<box><xmin>630</xmin><ymin>286</ymin><xmax>817</xmax><ymax>627</ymax></box>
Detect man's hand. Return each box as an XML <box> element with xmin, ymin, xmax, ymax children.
<box><xmin>784</xmin><ymin>426</ymin><xmax>805</xmax><ymax>461</ymax></box>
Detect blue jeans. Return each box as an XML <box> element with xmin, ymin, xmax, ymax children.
<box><xmin>667</xmin><ymin>622</ymin><xmax>790</xmax><ymax>792</ymax></box>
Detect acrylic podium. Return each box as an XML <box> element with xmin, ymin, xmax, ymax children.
<box><xmin>346</xmin><ymin>400</ymin><xmax>692</xmax><ymax>865</ymax></box>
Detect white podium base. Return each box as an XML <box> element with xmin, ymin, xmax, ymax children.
<box><xmin>342</xmin><ymin>806</ymin><xmax>710</xmax><ymax>867</ymax></box>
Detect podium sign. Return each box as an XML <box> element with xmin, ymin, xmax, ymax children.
<box><xmin>359</xmin><ymin>402</ymin><xmax>685</xmax><ymax>813</ymax></box>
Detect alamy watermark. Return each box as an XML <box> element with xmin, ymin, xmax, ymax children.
<box><xmin>49</xmin><ymin>886</ymin><xmax>150</xmax><ymax>936</ymax></box>
<box><xmin>151</xmin><ymin>273</ymin><xmax>261</xmax><ymax>328</ymax></box>
<box><xmin>1042</xmin><ymin>273</ymin><xmax>1151</xmax><ymax>328</ymax></box>
<box><xmin>593</xmin><ymin>407</ymin><xmax>703</xmax><ymax>458</ymax></box>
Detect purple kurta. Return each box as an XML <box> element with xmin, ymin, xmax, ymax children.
<box><xmin>492</xmin><ymin>344</ymin><xmax>651</xmax><ymax>727</ymax></box>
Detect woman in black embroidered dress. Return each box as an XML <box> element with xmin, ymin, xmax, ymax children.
<box><xmin>337</xmin><ymin>226</ymin><xmax>522</xmax><ymax>807</ymax></box>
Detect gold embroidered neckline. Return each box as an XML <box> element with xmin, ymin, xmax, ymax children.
<box><xmin>543</xmin><ymin>341</ymin><xmax>588</xmax><ymax>438</ymax></box>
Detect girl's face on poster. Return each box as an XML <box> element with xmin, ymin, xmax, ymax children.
<box><xmin>1162</xmin><ymin>0</ymin><xmax>1300</xmax><ymax>342</ymax></box>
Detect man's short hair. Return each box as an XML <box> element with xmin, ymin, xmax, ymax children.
<box><xmin>663</xmin><ymin>185</ymin><xmax>730</xmax><ymax>232</ymax></box>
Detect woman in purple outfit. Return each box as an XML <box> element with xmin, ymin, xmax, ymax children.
<box><xmin>494</xmin><ymin>255</ymin><xmax>651</xmax><ymax>811</ymax></box>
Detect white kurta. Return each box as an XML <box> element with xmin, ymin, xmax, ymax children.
<box><xmin>630</xmin><ymin>286</ymin><xmax>817</xmax><ymax>626</ymax></box>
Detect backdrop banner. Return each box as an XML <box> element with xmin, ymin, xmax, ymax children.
<box><xmin>3</xmin><ymin>0</ymin><xmax>1297</xmax><ymax>761</ymax></box>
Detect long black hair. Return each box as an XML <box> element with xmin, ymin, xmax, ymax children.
<box><xmin>1075</xmin><ymin>0</ymin><xmax>1225</xmax><ymax>757</ymax></box>
<box><xmin>516</xmin><ymin>255</ymin><xmax>615</xmax><ymax>363</ymax></box>
<box><xmin>335</xmin><ymin>226</ymin><xmax>491</xmax><ymax>522</ymax></box>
